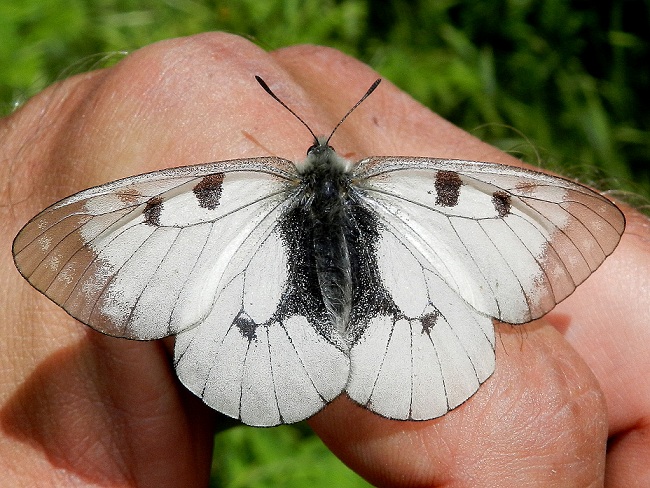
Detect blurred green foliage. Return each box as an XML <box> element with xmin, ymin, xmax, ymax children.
<box><xmin>2</xmin><ymin>0</ymin><xmax>648</xmax><ymax>198</ymax></box>
<box><xmin>211</xmin><ymin>424</ymin><xmax>371</xmax><ymax>487</ymax></box>
<box><xmin>2</xmin><ymin>1</ymin><xmax>648</xmax><ymax>486</ymax></box>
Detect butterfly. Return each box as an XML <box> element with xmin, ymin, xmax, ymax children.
<box><xmin>13</xmin><ymin>77</ymin><xmax>625</xmax><ymax>426</ymax></box>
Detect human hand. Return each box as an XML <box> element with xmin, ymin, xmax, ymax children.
<box><xmin>1</xmin><ymin>33</ymin><xmax>648</xmax><ymax>486</ymax></box>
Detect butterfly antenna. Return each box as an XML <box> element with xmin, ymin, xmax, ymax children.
<box><xmin>255</xmin><ymin>76</ymin><xmax>319</xmax><ymax>145</ymax></box>
<box><xmin>326</xmin><ymin>78</ymin><xmax>381</xmax><ymax>145</ymax></box>
<box><xmin>256</xmin><ymin>76</ymin><xmax>382</xmax><ymax>146</ymax></box>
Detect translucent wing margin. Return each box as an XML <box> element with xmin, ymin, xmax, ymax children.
<box><xmin>354</xmin><ymin>156</ymin><xmax>625</xmax><ymax>324</ymax></box>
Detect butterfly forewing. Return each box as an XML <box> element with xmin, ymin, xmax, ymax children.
<box><xmin>354</xmin><ymin>157</ymin><xmax>625</xmax><ymax>324</ymax></box>
<box><xmin>13</xmin><ymin>157</ymin><xmax>299</xmax><ymax>339</ymax></box>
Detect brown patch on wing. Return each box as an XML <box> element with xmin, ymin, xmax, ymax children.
<box><xmin>193</xmin><ymin>173</ymin><xmax>225</xmax><ymax>210</ymax></box>
<box><xmin>435</xmin><ymin>171</ymin><xmax>462</xmax><ymax>207</ymax></box>
<box><xmin>515</xmin><ymin>181</ymin><xmax>538</xmax><ymax>196</ymax></box>
<box><xmin>115</xmin><ymin>187</ymin><xmax>143</xmax><ymax>204</ymax></box>
<box><xmin>492</xmin><ymin>191</ymin><xmax>512</xmax><ymax>217</ymax></box>
<box><xmin>143</xmin><ymin>196</ymin><xmax>163</xmax><ymax>226</ymax></box>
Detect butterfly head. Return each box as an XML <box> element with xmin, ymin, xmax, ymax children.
<box><xmin>301</xmin><ymin>136</ymin><xmax>352</xmax><ymax>176</ymax></box>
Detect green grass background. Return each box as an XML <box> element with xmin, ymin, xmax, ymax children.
<box><xmin>2</xmin><ymin>1</ymin><xmax>648</xmax><ymax>486</ymax></box>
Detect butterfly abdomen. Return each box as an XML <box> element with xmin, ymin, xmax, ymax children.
<box><xmin>304</xmin><ymin>170</ymin><xmax>353</xmax><ymax>334</ymax></box>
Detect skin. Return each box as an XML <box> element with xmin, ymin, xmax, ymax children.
<box><xmin>1</xmin><ymin>32</ymin><xmax>649</xmax><ymax>487</ymax></box>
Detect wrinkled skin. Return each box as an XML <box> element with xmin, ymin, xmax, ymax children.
<box><xmin>1</xmin><ymin>33</ymin><xmax>649</xmax><ymax>487</ymax></box>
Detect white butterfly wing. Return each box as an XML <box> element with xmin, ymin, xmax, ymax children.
<box><xmin>172</xmin><ymin>196</ymin><xmax>350</xmax><ymax>426</ymax></box>
<box><xmin>173</xmin><ymin>223</ymin><xmax>349</xmax><ymax>426</ymax></box>
<box><xmin>354</xmin><ymin>157</ymin><xmax>625</xmax><ymax>324</ymax></box>
<box><xmin>13</xmin><ymin>157</ymin><xmax>350</xmax><ymax>426</ymax></box>
<box><xmin>346</xmin><ymin>224</ymin><xmax>495</xmax><ymax>420</ymax></box>
<box><xmin>13</xmin><ymin>158</ymin><xmax>298</xmax><ymax>339</ymax></box>
<box><xmin>343</xmin><ymin>156</ymin><xmax>624</xmax><ymax>420</ymax></box>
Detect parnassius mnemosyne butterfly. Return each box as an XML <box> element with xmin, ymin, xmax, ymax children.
<box><xmin>13</xmin><ymin>77</ymin><xmax>625</xmax><ymax>427</ymax></box>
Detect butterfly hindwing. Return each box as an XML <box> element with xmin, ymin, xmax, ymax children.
<box><xmin>344</xmin><ymin>200</ymin><xmax>495</xmax><ymax>420</ymax></box>
<box><xmin>174</xmin><ymin>200</ymin><xmax>350</xmax><ymax>426</ymax></box>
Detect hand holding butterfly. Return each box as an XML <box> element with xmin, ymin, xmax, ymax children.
<box><xmin>2</xmin><ymin>33</ymin><xmax>649</xmax><ymax>486</ymax></box>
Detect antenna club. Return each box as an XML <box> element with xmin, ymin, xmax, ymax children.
<box><xmin>325</xmin><ymin>78</ymin><xmax>382</xmax><ymax>144</ymax></box>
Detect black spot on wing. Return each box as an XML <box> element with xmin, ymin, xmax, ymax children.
<box><xmin>492</xmin><ymin>190</ymin><xmax>511</xmax><ymax>217</ymax></box>
<box><xmin>234</xmin><ymin>311</ymin><xmax>257</xmax><ymax>342</ymax></box>
<box><xmin>193</xmin><ymin>173</ymin><xmax>225</xmax><ymax>210</ymax></box>
<box><xmin>143</xmin><ymin>196</ymin><xmax>163</xmax><ymax>226</ymax></box>
<box><xmin>421</xmin><ymin>309</ymin><xmax>440</xmax><ymax>336</ymax></box>
<box><xmin>435</xmin><ymin>171</ymin><xmax>462</xmax><ymax>207</ymax></box>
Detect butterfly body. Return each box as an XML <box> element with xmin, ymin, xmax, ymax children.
<box><xmin>13</xmin><ymin>80</ymin><xmax>625</xmax><ymax>426</ymax></box>
<box><xmin>294</xmin><ymin>137</ymin><xmax>357</xmax><ymax>335</ymax></box>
